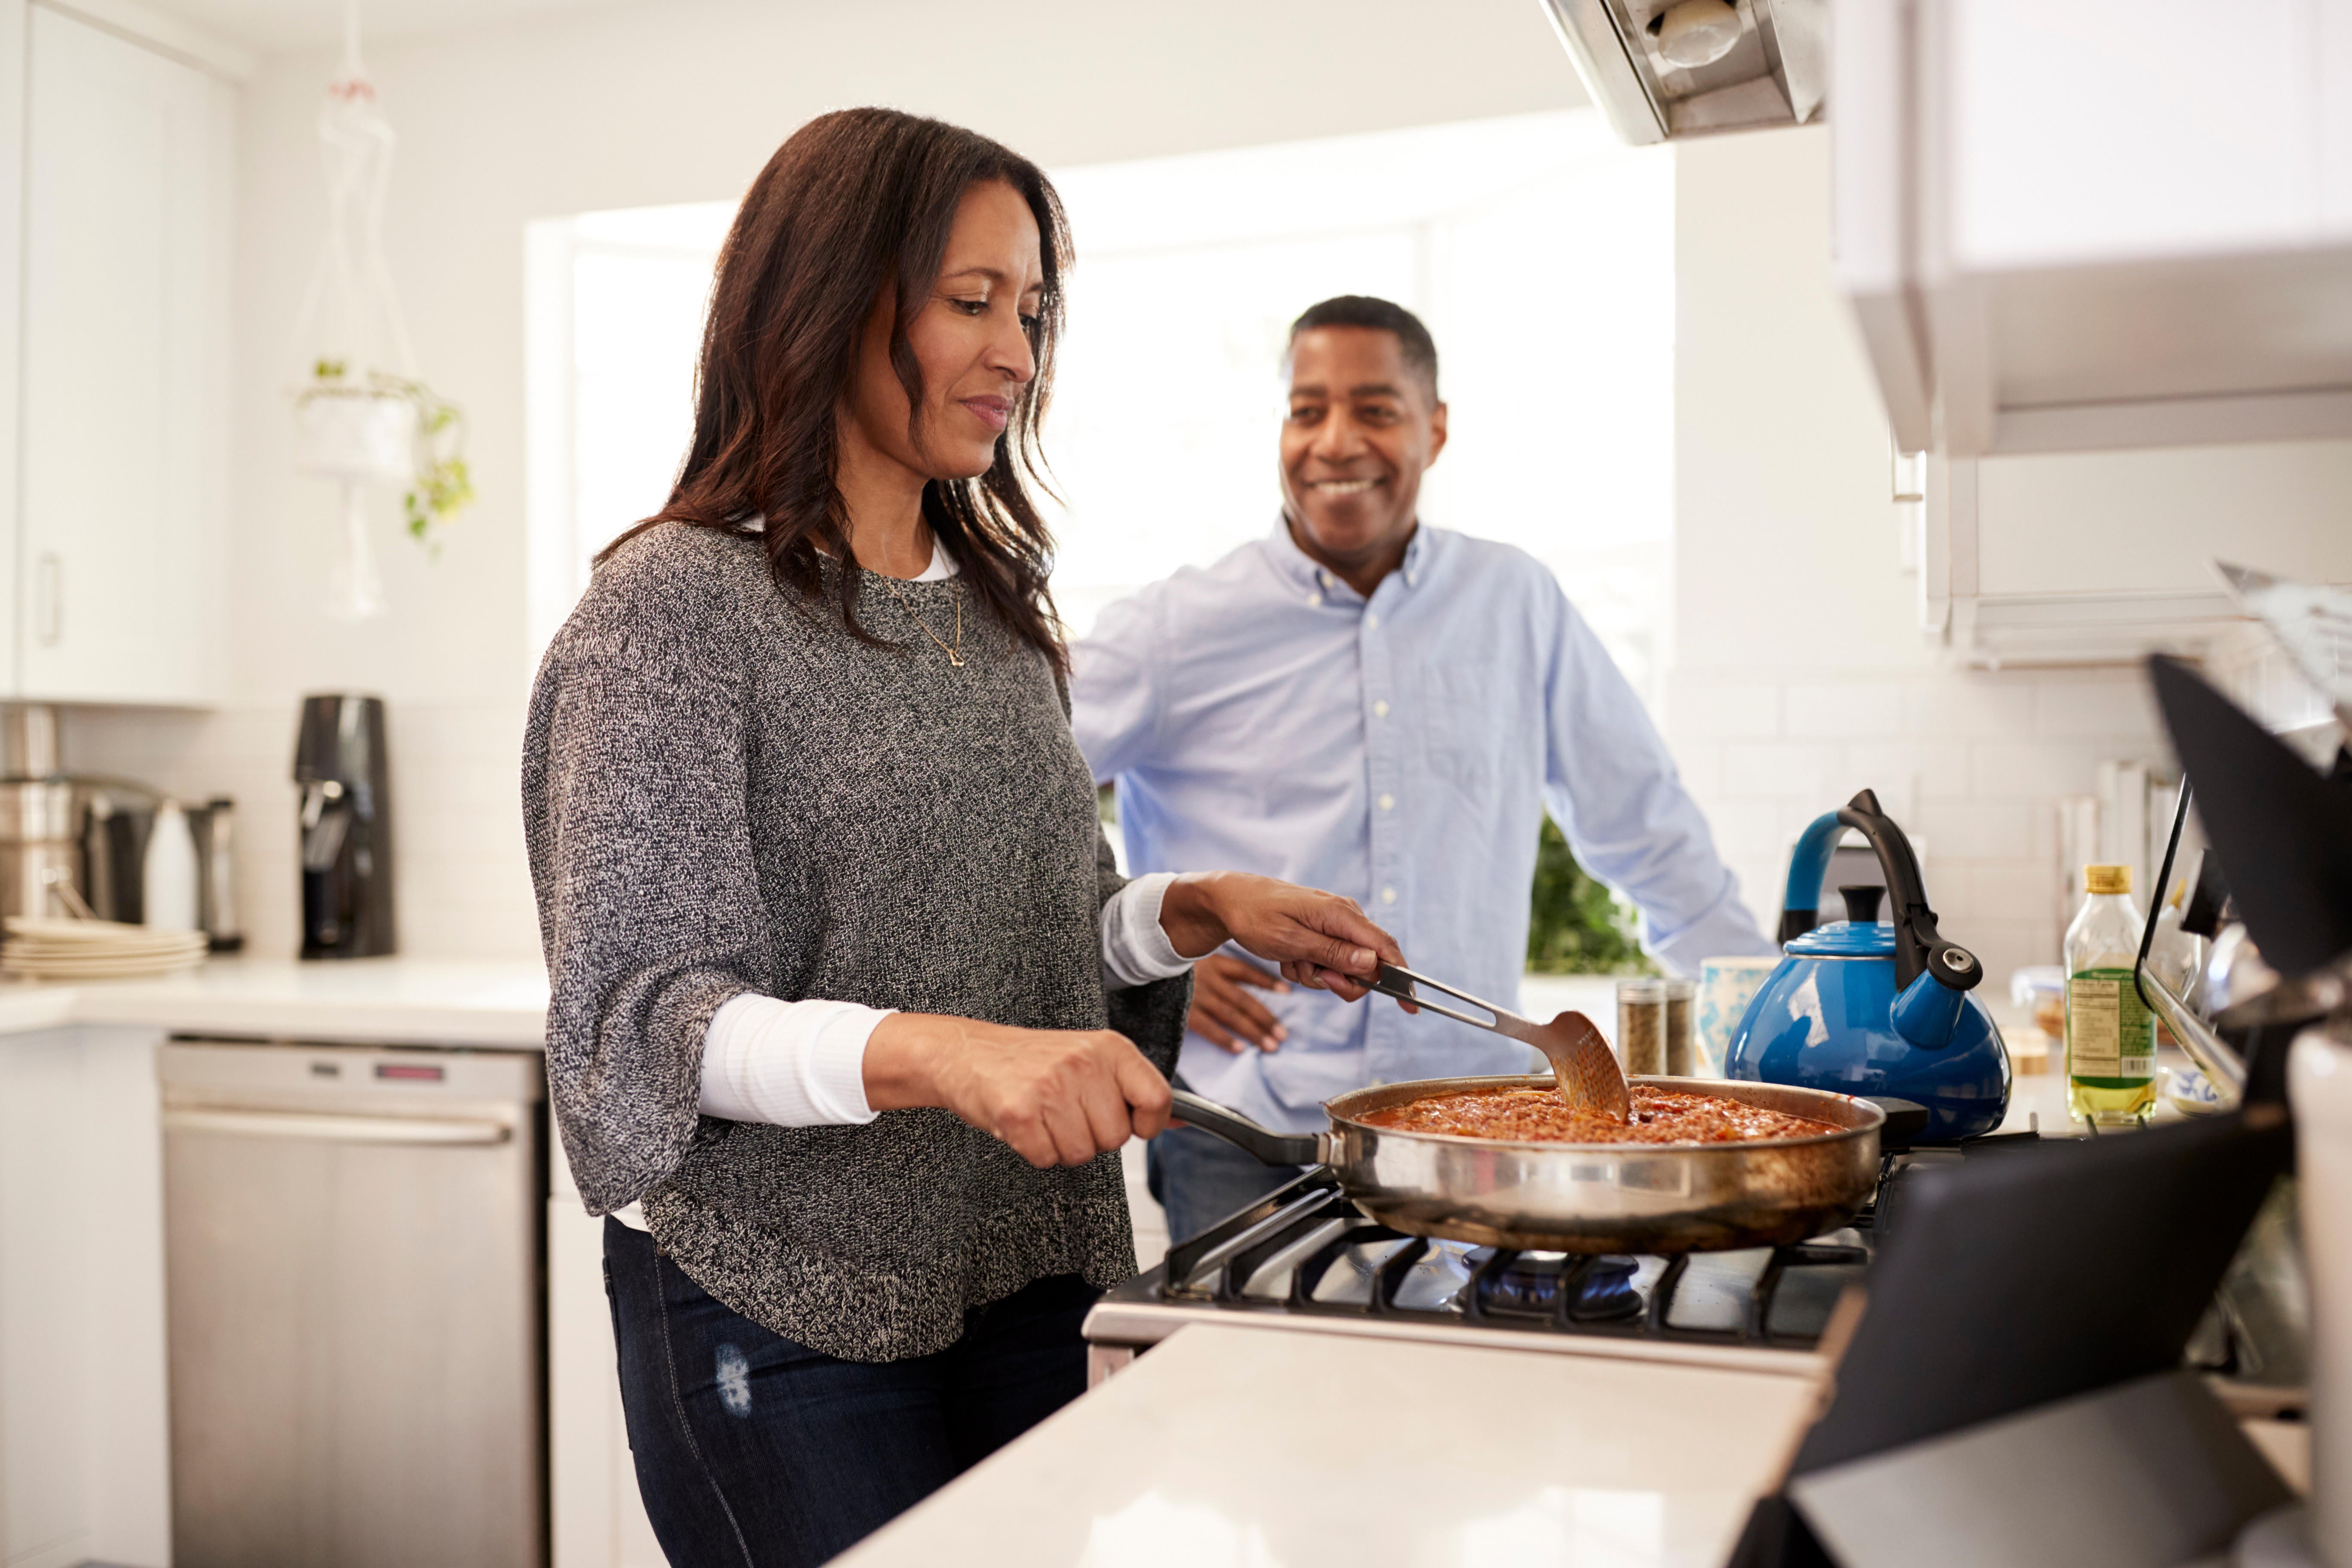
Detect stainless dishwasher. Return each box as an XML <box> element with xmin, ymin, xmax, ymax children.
<box><xmin>160</xmin><ymin>1038</ymin><xmax>545</xmax><ymax>1568</ymax></box>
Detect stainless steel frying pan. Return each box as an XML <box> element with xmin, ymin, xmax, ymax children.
<box><xmin>1169</xmin><ymin>1075</ymin><xmax>1885</xmax><ymax>1255</ymax></box>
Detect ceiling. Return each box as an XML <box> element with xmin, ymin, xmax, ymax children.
<box><xmin>126</xmin><ymin>0</ymin><xmax>629</xmax><ymax>55</ymax></box>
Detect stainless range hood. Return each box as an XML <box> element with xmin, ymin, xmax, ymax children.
<box><xmin>1537</xmin><ymin>0</ymin><xmax>1826</xmax><ymax>145</ymax></box>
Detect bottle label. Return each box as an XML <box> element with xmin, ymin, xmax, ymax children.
<box><xmin>2067</xmin><ymin>969</ymin><xmax>2155</xmax><ymax>1080</ymax></box>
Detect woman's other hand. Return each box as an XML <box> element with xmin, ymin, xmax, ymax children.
<box><xmin>1189</xmin><ymin>954</ymin><xmax>1291</xmax><ymax>1054</ymax></box>
<box><xmin>1158</xmin><ymin>872</ymin><xmax>1406</xmax><ymax>1003</ymax></box>
<box><xmin>863</xmin><ymin>1014</ymin><xmax>1173</xmax><ymax>1168</ymax></box>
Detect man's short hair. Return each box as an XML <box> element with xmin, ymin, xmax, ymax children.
<box><xmin>1286</xmin><ymin>295</ymin><xmax>1440</xmax><ymax>402</ymax></box>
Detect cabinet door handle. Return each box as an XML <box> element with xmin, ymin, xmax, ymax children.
<box><xmin>162</xmin><ymin>1108</ymin><xmax>514</xmax><ymax>1146</ymax></box>
<box><xmin>36</xmin><ymin>554</ymin><xmax>59</xmax><ymax>646</ymax></box>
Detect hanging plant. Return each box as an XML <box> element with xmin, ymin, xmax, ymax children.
<box><xmin>297</xmin><ymin>360</ymin><xmax>474</xmax><ymax>548</ymax></box>
<box><xmin>287</xmin><ymin>3</ymin><xmax>475</xmax><ymax>618</ymax></box>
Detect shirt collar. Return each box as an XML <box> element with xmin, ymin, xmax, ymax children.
<box><xmin>1264</xmin><ymin>516</ymin><xmax>1432</xmax><ymax>601</ymax></box>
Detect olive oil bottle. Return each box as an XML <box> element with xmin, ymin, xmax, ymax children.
<box><xmin>2064</xmin><ymin>864</ymin><xmax>2156</xmax><ymax>1125</ymax></box>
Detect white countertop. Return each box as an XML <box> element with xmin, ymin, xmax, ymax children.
<box><xmin>837</xmin><ymin>1322</ymin><xmax>1816</xmax><ymax>1568</ymax></box>
<box><xmin>0</xmin><ymin>955</ymin><xmax>550</xmax><ymax>1047</ymax></box>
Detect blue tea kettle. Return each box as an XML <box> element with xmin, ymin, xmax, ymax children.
<box><xmin>1724</xmin><ymin>789</ymin><xmax>2011</xmax><ymax>1142</ymax></box>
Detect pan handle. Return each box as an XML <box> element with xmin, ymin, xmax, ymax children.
<box><xmin>1169</xmin><ymin>1090</ymin><xmax>1329</xmax><ymax>1167</ymax></box>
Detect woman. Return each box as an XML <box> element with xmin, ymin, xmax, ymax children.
<box><xmin>522</xmin><ymin>108</ymin><xmax>1402</xmax><ymax>1565</ymax></box>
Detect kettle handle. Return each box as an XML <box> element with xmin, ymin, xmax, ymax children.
<box><xmin>1781</xmin><ymin>788</ymin><xmax>1984</xmax><ymax>995</ymax></box>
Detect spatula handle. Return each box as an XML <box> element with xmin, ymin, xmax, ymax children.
<box><xmin>1371</xmin><ymin>963</ymin><xmax>1531</xmax><ymax>1038</ymax></box>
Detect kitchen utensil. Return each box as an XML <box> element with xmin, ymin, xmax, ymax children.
<box><xmin>1367</xmin><ymin>962</ymin><xmax>1629</xmax><ymax>1121</ymax></box>
<box><xmin>142</xmin><ymin>799</ymin><xmax>197</xmax><ymax>932</ymax></box>
<box><xmin>1725</xmin><ymin>788</ymin><xmax>2011</xmax><ymax>1142</ymax></box>
<box><xmin>78</xmin><ymin>785</ymin><xmax>154</xmax><ymax>922</ymax></box>
<box><xmin>3</xmin><ymin>704</ymin><xmax>57</xmax><ymax>778</ymax></box>
<box><xmin>1167</xmin><ymin>1075</ymin><xmax>1883</xmax><ymax>1255</ymax></box>
<box><xmin>0</xmin><ymin>778</ymin><xmax>78</xmax><ymax>922</ymax></box>
<box><xmin>189</xmin><ymin>798</ymin><xmax>242</xmax><ymax>952</ymax></box>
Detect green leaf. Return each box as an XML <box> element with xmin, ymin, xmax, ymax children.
<box><xmin>1525</xmin><ymin>816</ymin><xmax>1656</xmax><ymax>976</ymax></box>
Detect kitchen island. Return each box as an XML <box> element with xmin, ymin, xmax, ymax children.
<box><xmin>838</xmin><ymin>1320</ymin><xmax>1817</xmax><ymax>1566</ymax></box>
<box><xmin>0</xmin><ymin>959</ymin><xmax>2199</xmax><ymax>1568</ymax></box>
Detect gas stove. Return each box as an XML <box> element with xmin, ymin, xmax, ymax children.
<box><xmin>1083</xmin><ymin>1139</ymin><xmax>2029</xmax><ymax>1387</ymax></box>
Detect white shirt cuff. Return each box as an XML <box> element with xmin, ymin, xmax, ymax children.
<box><xmin>698</xmin><ymin>993</ymin><xmax>887</xmax><ymax>1127</ymax></box>
<box><xmin>1102</xmin><ymin>871</ymin><xmax>1196</xmax><ymax>987</ymax></box>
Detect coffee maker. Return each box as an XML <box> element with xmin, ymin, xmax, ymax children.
<box><xmin>293</xmin><ymin>694</ymin><xmax>394</xmax><ymax>958</ymax></box>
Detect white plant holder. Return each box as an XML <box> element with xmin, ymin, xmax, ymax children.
<box><xmin>290</xmin><ymin>1</ymin><xmax>426</xmax><ymax>622</ymax></box>
<box><xmin>322</xmin><ymin>479</ymin><xmax>386</xmax><ymax>623</ymax></box>
<box><xmin>294</xmin><ymin>389</ymin><xmax>414</xmax><ymax>484</ymax></box>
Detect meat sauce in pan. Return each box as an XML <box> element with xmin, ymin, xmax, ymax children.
<box><xmin>1357</xmin><ymin>1086</ymin><xmax>1840</xmax><ymax>1145</ymax></box>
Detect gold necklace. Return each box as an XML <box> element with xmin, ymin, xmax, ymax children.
<box><xmin>879</xmin><ymin>575</ymin><xmax>965</xmax><ymax>668</ymax></box>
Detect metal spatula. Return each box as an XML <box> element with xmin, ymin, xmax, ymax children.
<box><xmin>1369</xmin><ymin>962</ymin><xmax>1631</xmax><ymax>1123</ymax></box>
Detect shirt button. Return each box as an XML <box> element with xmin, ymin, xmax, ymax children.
<box><xmin>1381</xmin><ymin>887</ymin><xmax>1398</xmax><ymax>905</ymax></box>
<box><xmin>1308</xmin><ymin>594</ymin><xmax>1323</xmax><ymax>607</ymax></box>
<box><xmin>1379</xmin><ymin>793</ymin><xmax>1395</xmax><ymax>811</ymax></box>
<box><xmin>1366</xmin><ymin>612</ymin><xmax>1380</xmax><ymax>630</ymax></box>
<box><xmin>1373</xmin><ymin>700</ymin><xmax>1390</xmax><ymax>718</ymax></box>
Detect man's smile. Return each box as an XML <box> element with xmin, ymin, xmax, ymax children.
<box><xmin>1304</xmin><ymin>477</ymin><xmax>1385</xmax><ymax>495</ymax></box>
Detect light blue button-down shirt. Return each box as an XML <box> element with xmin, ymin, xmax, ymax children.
<box><xmin>1070</xmin><ymin>521</ymin><xmax>1773</xmax><ymax>1133</ymax></box>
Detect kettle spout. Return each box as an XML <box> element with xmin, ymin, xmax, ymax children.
<box><xmin>1892</xmin><ymin>967</ymin><xmax>1968</xmax><ymax>1049</ymax></box>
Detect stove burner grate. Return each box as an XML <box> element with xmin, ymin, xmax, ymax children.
<box><xmin>1125</xmin><ymin>1128</ymin><xmax>2044</xmax><ymax>1354</ymax></box>
<box><xmin>1155</xmin><ymin>1171</ymin><xmax>1880</xmax><ymax>1349</ymax></box>
<box><xmin>1143</xmin><ymin>1128</ymin><xmax>2075</xmax><ymax>1350</ymax></box>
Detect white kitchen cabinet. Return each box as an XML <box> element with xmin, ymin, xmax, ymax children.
<box><xmin>0</xmin><ymin>1026</ymin><xmax>174</xmax><ymax>1568</ymax></box>
<box><xmin>1834</xmin><ymin>0</ymin><xmax>2352</xmax><ymax>458</ymax></box>
<box><xmin>15</xmin><ymin>3</ymin><xmax>231</xmax><ymax>705</ymax></box>
<box><xmin>548</xmin><ymin>1123</ymin><xmax>667</xmax><ymax>1568</ymax></box>
<box><xmin>1920</xmin><ymin>439</ymin><xmax>2352</xmax><ymax>666</ymax></box>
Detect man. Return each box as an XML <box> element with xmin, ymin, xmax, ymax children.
<box><xmin>1071</xmin><ymin>295</ymin><xmax>1774</xmax><ymax>1241</ymax></box>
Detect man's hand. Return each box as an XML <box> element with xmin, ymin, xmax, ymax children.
<box><xmin>1189</xmin><ymin>954</ymin><xmax>1291</xmax><ymax>1053</ymax></box>
<box><xmin>863</xmin><ymin>1014</ymin><xmax>1173</xmax><ymax>1168</ymax></box>
<box><xmin>1158</xmin><ymin>871</ymin><xmax>1406</xmax><ymax>1002</ymax></box>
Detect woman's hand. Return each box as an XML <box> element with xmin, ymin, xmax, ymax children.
<box><xmin>862</xmin><ymin>1012</ymin><xmax>1173</xmax><ymax>1169</ymax></box>
<box><xmin>1189</xmin><ymin>954</ymin><xmax>1290</xmax><ymax>1053</ymax></box>
<box><xmin>1158</xmin><ymin>872</ymin><xmax>1406</xmax><ymax>1002</ymax></box>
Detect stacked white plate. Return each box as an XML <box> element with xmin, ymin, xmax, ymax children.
<box><xmin>2</xmin><ymin>916</ymin><xmax>207</xmax><ymax>980</ymax></box>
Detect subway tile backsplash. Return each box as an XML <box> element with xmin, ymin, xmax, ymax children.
<box><xmin>61</xmin><ymin>698</ymin><xmax>541</xmax><ymax>966</ymax></box>
<box><xmin>1666</xmin><ymin>665</ymin><xmax>2170</xmax><ymax>989</ymax></box>
<box><xmin>47</xmin><ymin>660</ymin><xmax>2180</xmax><ymax>995</ymax></box>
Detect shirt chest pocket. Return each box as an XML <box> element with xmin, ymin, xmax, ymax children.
<box><xmin>1417</xmin><ymin>658</ymin><xmax>1502</xmax><ymax>798</ymax></box>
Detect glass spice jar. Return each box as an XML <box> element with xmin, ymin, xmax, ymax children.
<box><xmin>1662</xmin><ymin>977</ymin><xmax>1699</xmax><ymax>1076</ymax></box>
<box><xmin>1617</xmin><ymin>978</ymin><xmax>1668</xmax><ymax>1076</ymax></box>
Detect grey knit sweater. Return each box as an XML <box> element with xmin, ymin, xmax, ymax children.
<box><xmin>521</xmin><ymin>523</ymin><xmax>1189</xmax><ymax>1363</ymax></box>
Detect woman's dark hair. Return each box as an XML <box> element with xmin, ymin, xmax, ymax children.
<box><xmin>603</xmin><ymin>108</ymin><xmax>1072</xmax><ymax>666</ymax></box>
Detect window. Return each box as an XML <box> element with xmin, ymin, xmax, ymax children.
<box><xmin>526</xmin><ymin>110</ymin><xmax>1675</xmax><ymax>699</ymax></box>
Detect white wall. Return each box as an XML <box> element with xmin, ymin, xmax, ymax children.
<box><xmin>68</xmin><ymin>0</ymin><xmax>1588</xmax><ymax>963</ymax></box>
<box><xmin>1669</xmin><ymin>127</ymin><xmax>2172</xmax><ymax>987</ymax></box>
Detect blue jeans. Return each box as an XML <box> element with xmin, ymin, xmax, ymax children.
<box><xmin>602</xmin><ymin>1217</ymin><xmax>1097</xmax><ymax>1566</ymax></box>
<box><xmin>1145</xmin><ymin>1120</ymin><xmax>1310</xmax><ymax>1245</ymax></box>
